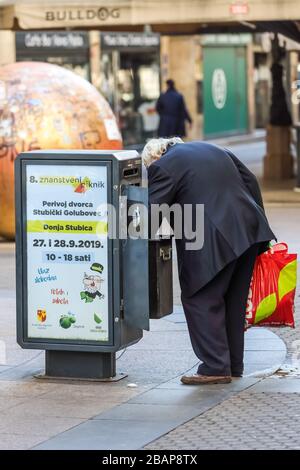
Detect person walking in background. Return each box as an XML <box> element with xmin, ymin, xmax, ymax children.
<box><xmin>156</xmin><ymin>79</ymin><xmax>192</xmax><ymax>138</ymax></box>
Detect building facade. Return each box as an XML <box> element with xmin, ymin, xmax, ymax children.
<box><xmin>1</xmin><ymin>28</ymin><xmax>290</xmax><ymax>143</ymax></box>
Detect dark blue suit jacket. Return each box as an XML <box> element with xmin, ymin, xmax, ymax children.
<box><xmin>148</xmin><ymin>141</ymin><xmax>275</xmax><ymax>297</ymax></box>
<box><xmin>156</xmin><ymin>89</ymin><xmax>192</xmax><ymax>137</ymax></box>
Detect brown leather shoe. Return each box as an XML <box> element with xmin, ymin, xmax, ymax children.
<box><xmin>181</xmin><ymin>374</ymin><xmax>232</xmax><ymax>385</ymax></box>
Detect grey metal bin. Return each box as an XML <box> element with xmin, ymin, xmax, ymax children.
<box><xmin>15</xmin><ymin>149</ymin><xmax>173</xmax><ymax>380</ymax></box>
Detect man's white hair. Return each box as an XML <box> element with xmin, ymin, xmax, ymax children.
<box><xmin>141</xmin><ymin>137</ymin><xmax>184</xmax><ymax>168</ymax></box>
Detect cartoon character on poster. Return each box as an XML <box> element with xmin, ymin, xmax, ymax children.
<box><xmin>80</xmin><ymin>262</ymin><xmax>105</xmax><ymax>303</ymax></box>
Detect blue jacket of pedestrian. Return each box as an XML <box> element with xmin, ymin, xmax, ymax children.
<box><xmin>156</xmin><ymin>88</ymin><xmax>192</xmax><ymax>138</ymax></box>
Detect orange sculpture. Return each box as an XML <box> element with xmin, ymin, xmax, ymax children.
<box><xmin>0</xmin><ymin>62</ymin><xmax>123</xmax><ymax>239</ymax></box>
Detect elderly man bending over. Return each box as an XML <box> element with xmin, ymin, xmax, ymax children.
<box><xmin>142</xmin><ymin>137</ymin><xmax>275</xmax><ymax>385</ymax></box>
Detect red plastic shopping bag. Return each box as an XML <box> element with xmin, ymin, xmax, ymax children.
<box><xmin>245</xmin><ymin>243</ymin><xmax>297</xmax><ymax>328</ymax></box>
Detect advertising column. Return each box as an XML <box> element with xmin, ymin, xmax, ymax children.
<box><xmin>25</xmin><ymin>162</ymin><xmax>111</xmax><ymax>344</ymax></box>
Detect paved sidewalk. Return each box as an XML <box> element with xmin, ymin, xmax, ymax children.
<box><xmin>206</xmin><ymin>129</ymin><xmax>266</xmax><ymax>148</ymax></box>
<box><xmin>145</xmin><ymin>388</ymin><xmax>300</xmax><ymax>450</ymax></box>
<box><xmin>33</xmin><ymin>326</ymin><xmax>285</xmax><ymax>450</ymax></box>
<box><xmin>145</xmin><ymin>206</ymin><xmax>300</xmax><ymax>450</ymax></box>
<box><xmin>0</xmin><ymin>239</ymin><xmax>286</xmax><ymax>450</ymax></box>
<box><xmin>1</xmin><ymin>141</ymin><xmax>300</xmax><ymax>449</ymax></box>
<box><xmin>125</xmin><ymin>129</ymin><xmax>266</xmax><ymax>158</ymax></box>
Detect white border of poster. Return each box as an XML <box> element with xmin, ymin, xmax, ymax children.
<box><xmin>25</xmin><ymin>163</ymin><xmax>110</xmax><ymax>342</ymax></box>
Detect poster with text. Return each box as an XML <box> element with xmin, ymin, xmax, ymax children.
<box><xmin>26</xmin><ymin>163</ymin><xmax>110</xmax><ymax>342</ymax></box>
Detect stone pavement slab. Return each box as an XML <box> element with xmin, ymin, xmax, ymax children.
<box><xmin>33</xmin><ymin>326</ymin><xmax>285</xmax><ymax>450</ymax></box>
<box><xmin>93</xmin><ymin>403</ymin><xmax>202</xmax><ymax>422</ymax></box>
<box><xmin>145</xmin><ymin>391</ymin><xmax>300</xmax><ymax>450</ymax></box>
<box><xmin>126</xmin><ymin>387</ymin><xmax>229</xmax><ymax>408</ymax></box>
<box><xmin>156</xmin><ymin>376</ymin><xmax>259</xmax><ymax>391</ymax></box>
<box><xmin>248</xmin><ymin>377</ymin><xmax>300</xmax><ymax>393</ymax></box>
<box><xmin>34</xmin><ymin>391</ymin><xmax>229</xmax><ymax>450</ymax></box>
<box><xmin>34</xmin><ymin>419</ymin><xmax>175</xmax><ymax>451</ymax></box>
<box><xmin>0</xmin><ymin>433</ymin><xmax>51</xmax><ymax>451</ymax></box>
<box><xmin>6</xmin><ymin>396</ymin><xmax>120</xmax><ymax>420</ymax></box>
<box><xmin>0</xmin><ymin>412</ymin><xmax>83</xmax><ymax>440</ymax></box>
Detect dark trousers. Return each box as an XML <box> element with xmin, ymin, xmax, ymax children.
<box><xmin>181</xmin><ymin>244</ymin><xmax>261</xmax><ymax>376</ymax></box>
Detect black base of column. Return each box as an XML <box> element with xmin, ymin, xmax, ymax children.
<box><xmin>45</xmin><ymin>350</ymin><xmax>116</xmax><ymax>380</ymax></box>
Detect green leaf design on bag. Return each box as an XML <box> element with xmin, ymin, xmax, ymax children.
<box><xmin>254</xmin><ymin>293</ymin><xmax>277</xmax><ymax>324</ymax></box>
<box><xmin>278</xmin><ymin>260</ymin><xmax>297</xmax><ymax>302</ymax></box>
